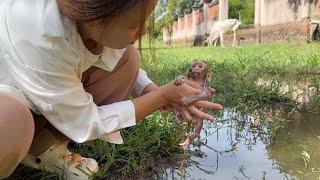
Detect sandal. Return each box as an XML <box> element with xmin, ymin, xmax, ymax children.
<box><xmin>21</xmin><ymin>142</ymin><xmax>98</xmax><ymax>180</ymax></box>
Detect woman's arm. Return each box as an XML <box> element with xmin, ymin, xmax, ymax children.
<box><xmin>133</xmin><ymin>81</ymin><xmax>223</xmax><ymax>122</ymax></box>
<box><xmin>138</xmin><ymin>82</ymin><xmax>223</xmax><ymax>123</ymax></box>
<box><xmin>133</xmin><ymin>88</ymin><xmax>166</xmax><ymax>122</ymax></box>
<box><xmin>134</xmin><ymin>81</ymin><xmax>202</xmax><ymax>122</ymax></box>
<box><xmin>140</xmin><ymin>83</ymin><xmax>158</xmax><ymax>96</ymax></box>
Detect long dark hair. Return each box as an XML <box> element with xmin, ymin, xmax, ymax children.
<box><xmin>57</xmin><ymin>0</ymin><xmax>141</xmax><ymax>22</ymax></box>
<box><xmin>57</xmin><ymin>0</ymin><xmax>156</xmax><ymax>61</ymax></box>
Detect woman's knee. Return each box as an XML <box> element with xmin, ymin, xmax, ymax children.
<box><xmin>0</xmin><ymin>93</ymin><xmax>34</xmax><ymax>178</ymax></box>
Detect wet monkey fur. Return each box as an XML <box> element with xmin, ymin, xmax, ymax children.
<box><xmin>173</xmin><ymin>60</ymin><xmax>213</xmax><ymax>150</ymax></box>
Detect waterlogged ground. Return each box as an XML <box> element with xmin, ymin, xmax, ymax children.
<box><xmin>160</xmin><ymin>109</ymin><xmax>320</xmax><ymax>180</ymax></box>
<box><xmin>8</xmin><ymin>42</ymin><xmax>320</xmax><ymax>180</ymax></box>
<box><xmin>145</xmin><ymin>42</ymin><xmax>320</xmax><ymax>180</ymax></box>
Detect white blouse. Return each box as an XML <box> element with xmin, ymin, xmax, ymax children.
<box><xmin>0</xmin><ymin>0</ymin><xmax>154</xmax><ymax>144</ymax></box>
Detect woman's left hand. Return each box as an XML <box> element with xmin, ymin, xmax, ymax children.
<box><xmin>141</xmin><ymin>83</ymin><xmax>223</xmax><ymax>123</ymax></box>
<box><xmin>171</xmin><ymin>100</ymin><xmax>223</xmax><ymax>124</ymax></box>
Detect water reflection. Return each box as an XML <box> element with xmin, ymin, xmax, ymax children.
<box><xmin>160</xmin><ymin>106</ymin><xmax>319</xmax><ymax>180</ymax></box>
<box><xmin>267</xmin><ymin>111</ymin><xmax>320</xmax><ymax>180</ymax></box>
<box><xmin>257</xmin><ymin>75</ymin><xmax>320</xmax><ymax>106</ymax></box>
<box><xmin>159</xmin><ymin>75</ymin><xmax>319</xmax><ymax>180</ymax></box>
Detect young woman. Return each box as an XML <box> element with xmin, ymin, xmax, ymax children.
<box><xmin>0</xmin><ymin>0</ymin><xmax>223</xmax><ymax>179</ymax></box>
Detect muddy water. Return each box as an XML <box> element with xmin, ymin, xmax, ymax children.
<box><xmin>161</xmin><ymin>76</ymin><xmax>320</xmax><ymax>180</ymax></box>
<box><xmin>161</xmin><ymin>109</ymin><xmax>320</xmax><ymax>180</ymax></box>
<box><xmin>257</xmin><ymin>75</ymin><xmax>319</xmax><ymax>105</ymax></box>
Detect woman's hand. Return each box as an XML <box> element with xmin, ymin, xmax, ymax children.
<box><xmin>163</xmin><ymin>86</ymin><xmax>223</xmax><ymax>123</ymax></box>
<box><xmin>141</xmin><ymin>81</ymin><xmax>223</xmax><ymax>122</ymax></box>
<box><xmin>142</xmin><ymin>81</ymin><xmax>202</xmax><ymax>106</ymax></box>
<box><xmin>158</xmin><ymin>80</ymin><xmax>202</xmax><ymax>104</ymax></box>
<box><xmin>172</xmin><ymin>101</ymin><xmax>223</xmax><ymax>123</ymax></box>
<box><xmin>159</xmin><ymin>81</ymin><xmax>223</xmax><ymax>121</ymax></box>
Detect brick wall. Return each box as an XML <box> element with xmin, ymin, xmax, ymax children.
<box><xmin>208</xmin><ymin>4</ymin><xmax>219</xmax><ymax>20</ymax></box>
<box><xmin>255</xmin><ymin>0</ymin><xmax>309</xmax><ymax>26</ymax></box>
<box><xmin>163</xmin><ymin>2</ymin><xmax>219</xmax><ymax>46</ymax></box>
<box><xmin>163</xmin><ymin>0</ymin><xmax>318</xmax><ymax>46</ymax></box>
<box><xmin>222</xmin><ymin>21</ymin><xmax>310</xmax><ymax>46</ymax></box>
<box><xmin>260</xmin><ymin>21</ymin><xmax>310</xmax><ymax>43</ymax></box>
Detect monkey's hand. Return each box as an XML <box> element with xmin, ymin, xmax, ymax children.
<box><xmin>174</xmin><ymin>75</ymin><xmax>187</xmax><ymax>86</ymax></box>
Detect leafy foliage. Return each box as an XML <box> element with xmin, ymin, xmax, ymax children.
<box><xmin>229</xmin><ymin>0</ymin><xmax>255</xmax><ymax>25</ymax></box>
<box><xmin>155</xmin><ymin>0</ymin><xmax>204</xmax><ymax>37</ymax></box>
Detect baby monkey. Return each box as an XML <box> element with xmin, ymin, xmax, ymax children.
<box><xmin>173</xmin><ymin>60</ymin><xmax>213</xmax><ymax>150</ymax></box>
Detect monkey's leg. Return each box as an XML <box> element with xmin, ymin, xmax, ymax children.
<box><xmin>173</xmin><ymin>108</ymin><xmax>183</xmax><ymax>124</ymax></box>
<box><xmin>179</xmin><ymin>122</ymin><xmax>192</xmax><ymax>150</ymax></box>
<box><xmin>179</xmin><ymin>119</ymin><xmax>203</xmax><ymax>150</ymax></box>
<box><xmin>187</xmin><ymin>119</ymin><xmax>203</xmax><ymax>143</ymax></box>
<box><xmin>179</xmin><ymin>135</ymin><xmax>191</xmax><ymax>150</ymax></box>
<box><xmin>193</xmin><ymin>118</ymin><xmax>203</xmax><ymax>137</ymax></box>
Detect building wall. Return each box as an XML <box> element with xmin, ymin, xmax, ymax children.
<box><xmin>219</xmin><ymin>0</ymin><xmax>229</xmax><ymax>20</ymax></box>
<box><xmin>223</xmin><ymin>21</ymin><xmax>310</xmax><ymax>46</ymax></box>
<box><xmin>163</xmin><ymin>0</ymin><xmax>320</xmax><ymax>46</ymax></box>
<box><xmin>255</xmin><ymin>0</ymin><xmax>310</xmax><ymax>26</ymax></box>
<box><xmin>208</xmin><ymin>4</ymin><xmax>219</xmax><ymax>19</ymax></box>
<box><xmin>163</xmin><ymin>2</ymin><xmax>220</xmax><ymax>46</ymax></box>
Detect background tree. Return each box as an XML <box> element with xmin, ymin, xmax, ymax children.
<box><xmin>154</xmin><ymin>0</ymin><xmax>255</xmax><ymax>39</ymax></box>
<box><xmin>154</xmin><ymin>0</ymin><xmax>204</xmax><ymax>38</ymax></box>
<box><xmin>229</xmin><ymin>0</ymin><xmax>255</xmax><ymax>25</ymax></box>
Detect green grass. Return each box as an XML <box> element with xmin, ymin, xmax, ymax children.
<box><xmin>8</xmin><ymin>42</ymin><xmax>320</xmax><ymax>179</ymax></box>
<box><xmin>142</xmin><ymin>42</ymin><xmax>320</xmax><ymax>109</ymax></box>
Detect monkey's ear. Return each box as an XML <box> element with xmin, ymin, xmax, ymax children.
<box><xmin>186</xmin><ymin>67</ymin><xmax>191</xmax><ymax>77</ymax></box>
<box><xmin>206</xmin><ymin>70</ymin><xmax>212</xmax><ymax>82</ymax></box>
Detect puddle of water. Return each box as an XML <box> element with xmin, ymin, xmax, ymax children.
<box><xmin>257</xmin><ymin>75</ymin><xmax>320</xmax><ymax>105</ymax></box>
<box><xmin>160</xmin><ymin>108</ymin><xmax>320</xmax><ymax>180</ymax></box>
<box><xmin>267</xmin><ymin>111</ymin><xmax>320</xmax><ymax>180</ymax></box>
<box><xmin>157</xmin><ymin>76</ymin><xmax>320</xmax><ymax>180</ymax></box>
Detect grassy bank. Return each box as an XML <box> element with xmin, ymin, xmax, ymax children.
<box><xmin>142</xmin><ymin>42</ymin><xmax>320</xmax><ymax>109</ymax></box>
<box><xmin>9</xmin><ymin>42</ymin><xmax>320</xmax><ymax>179</ymax></box>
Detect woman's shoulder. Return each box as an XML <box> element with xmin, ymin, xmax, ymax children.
<box><xmin>1</xmin><ymin>0</ymin><xmax>50</xmax><ymax>40</ymax></box>
<box><xmin>0</xmin><ymin>0</ymin><xmax>83</xmax><ymax>73</ymax></box>
<box><xmin>1</xmin><ymin>0</ymin><xmax>78</xmax><ymax>48</ymax></box>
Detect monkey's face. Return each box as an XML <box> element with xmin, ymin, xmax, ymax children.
<box><xmin>187</xmin><ymin>61</ymin><xmax>210</xmax><ymax>81</ymax></box>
